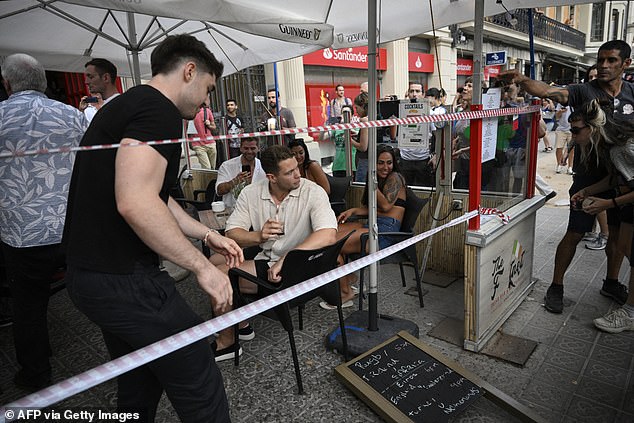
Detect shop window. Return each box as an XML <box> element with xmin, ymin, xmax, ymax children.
<box><xmin>591</xmin><ymin>4</ymin><xmax>605</xmax><ymax>42</ymax></box>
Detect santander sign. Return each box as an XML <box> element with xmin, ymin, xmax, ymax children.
<box><xmin>303</xmin><ymin>47</ymin><xmax>387</xmax><ymax>70</ymax></box>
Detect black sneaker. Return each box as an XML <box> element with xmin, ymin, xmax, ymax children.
<box><xmin>238</xmin><ymin>325</ymin><xmax>255</xmax><ymax>341</ymax></box>
<box><xmin>600</xmin><ymin>281</ymin><xmax>628</xmax><ymax>305</ymax></box>
<box><xmin>544</xmin><ymin>285</ymin><xmax>564</xmax><ymax>314</ymax></box>
<box><xmin>211</xmin><ymin>340</ymin><xmax>242</xmax><ymax>363</ymax></box>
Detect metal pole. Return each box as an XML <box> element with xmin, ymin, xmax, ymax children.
<box><xmin>468</xmin><ymin>0</ymin><xmax>485</xmax><ymax>231</ymax></box>
<box><xmin>528</xmin><ymin>9</ymin><xmax>536</xmax><ymax>80</ymax></box>
<box><xmin>273</xmin><ymin>63</ymin><xmax>282</xmax><ymax>145</ymax></box>
<box><xmin>367</xmin><ymin>0</ymin><xmax>379</xmax><ymax>331</ymax></box>
<box><xmin>126</xmin><ymin>12</ymin><xmax>141</xmax><ymax>86</ymax></box>
<box><xmin>343</xmin><ymin>109</ymin><xmax>353</xmax><ymax>177</ymax></box>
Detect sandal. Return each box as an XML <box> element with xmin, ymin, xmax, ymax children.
<box><xmin>319</xmin><ymin>300</ymin><xmax>354</xmax><ymax>310</ymax></box>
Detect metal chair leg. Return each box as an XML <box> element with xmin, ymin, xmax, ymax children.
<box><xmin>287</xmin><ymin>329</ymin><xmax>303</xmax><ymax>394</ymax></box>
<box><xmin>413</xmin><ymin>261</ymin><xmax>424</xmax><ymax>308</ymax></box>
<box><xmin>335</xmin><ymin>280</ymin><xmax>349</xmax><ymax>361</ymax></box>
<box><xmin>358</xmin><ymin>268</ymin><xmax>365</xmax><ymax>310</ymax></box>
<box><xmin>399</xmin><ymin>262</ymin><xmax>407</xmax><ymax>287</ymax></box>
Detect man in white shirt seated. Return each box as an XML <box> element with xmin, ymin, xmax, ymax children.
<box><xmin>210</xmin><ymin>145</ymin><xmax>337</xmax><ymax>362</ymax></box>
<box><xmin>215</xmin><ymin>137</ymin><xmax>266</xmax><ymax>208</ymax></box>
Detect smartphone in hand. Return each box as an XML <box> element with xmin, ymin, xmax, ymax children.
<box><xmin>241</xmin><ymin>164</ymin><xmax>250</xmax><ymax>173</ymax></box>
<box><xmin>85</xmin><ymin>96</ymin><xmax>99</xmax><ymax>103</ymax></box>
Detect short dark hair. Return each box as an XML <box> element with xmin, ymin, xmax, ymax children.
<box><xmin>585</xmin><ymin>64</ymin><xmax>597</xmax><ymax>82</ymax></box>
<box><xmin>267</xmin><ymin>88</ymin><xmax>279</xmax><ymax>96</ymax></box>
<box><xmin>85</xmin><ymin>58</ymin><xmax>117</xmax><ymax>82</ymax></box>
<box><xmin>335</xmin><ymin>84</ymin><xmax>344</xmax><ymax>91</ymax></box>
<box><xmin>598</xmin><ymin>40</ymin><xmax>631</xmax><ymax>62</ymax></box>
<box><xmin>260</xmin><ymin>145</ymin><xmax>294</xmax><ymax>175</ymax></box>
<box><xmin>240</xmin><ymin>137</ymin><xmax>257</xmax><ymax>145</ymax></box>
<box><xmin>226</xmin><ymin>98</ymin><xmax>237</xmax><ymax>105</ymax></box>
<box><xmin>150</xmin><ymin>34</ymin><xmax>223</xmax><ymax>79</ymax></box>
<box><xmin>425</xmin><ymin>87</ymin><xmax>441</xmax><ymax>99</ymax></box>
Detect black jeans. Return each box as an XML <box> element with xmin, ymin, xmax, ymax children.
<box><xmin>2</xmin><ymin>242</ymin><xmax>63</xmax><ymax>384</ymax></box>
<box><xmin>66</xmin><ymin>264</ymin><xmax>230</xmax><ymax>423</ymax></box>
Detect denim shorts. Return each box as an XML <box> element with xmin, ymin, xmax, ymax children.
<box><xmin>364</xmin><ymin>216</ymin><xmax>402</xmax><ymax>249</ymax></box>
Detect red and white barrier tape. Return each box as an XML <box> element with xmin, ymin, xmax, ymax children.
<box><xmin>0</xmin><ymin>209</ymin><xmax>479</xmax><ymax>421</ymax></box>
<box><xmin>0</xmin><ymin>106</ymin><xmax>540</xmax><ymax>159</ymax></box>
<box><xmin>479</xmin><ymin>207</ymin><xmax>510</xmax><ymax>224</ymax></box>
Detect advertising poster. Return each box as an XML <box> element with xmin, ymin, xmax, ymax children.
<box><xmin>397</xmin><ymin>100</ymin><xmax>431</xmax><ymax>149</ymax></box>
<box><xmin>481</xmin><ymin>87</ymin><xmax>501</xmax><ymax>163</ymax></box>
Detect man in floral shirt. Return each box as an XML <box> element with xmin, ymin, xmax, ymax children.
<box><xmin>0</xmin><ymin>53</ymin><xmax>87</xmax><ymax>390</ymax></box>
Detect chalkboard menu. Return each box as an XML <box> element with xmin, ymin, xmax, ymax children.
<box><xmin>336</xmin><ymin>331</ymin><xmax>483</xmax><ymax>423</ymax></box>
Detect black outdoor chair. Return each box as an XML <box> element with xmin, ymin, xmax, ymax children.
<box><xmin>348</xmin><ymin>188</ymin><xmax>429</xmax><ymax>309</ymax></box>
<box><xmin>228</xmin><ymin>231</ymin><xmax>354</xmax><ymax>394</ymax></box>
<box><xmin>326</xmin><ymin>174</ymin><xmax>352</xmax><ymax>216</ymax></box>
<box><xmin>193</xmin><ymin>179</ymin><xmax>219</xmax><ymax>205</ymax></box>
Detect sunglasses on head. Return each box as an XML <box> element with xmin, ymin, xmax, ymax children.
<box><xmin>570</xmin><ymin>125</ymin><xmax>587</xmax><ymax>135</ymax></box>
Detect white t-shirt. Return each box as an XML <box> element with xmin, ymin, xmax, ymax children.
<box><xmin>555</xmin><ymin>104</ymin><xmax>571</xmax><ymax>132</ymax></box>
<box><xmin>216</xmin><ymin>155</ymin><xmax>267</xmax><ymax>207</ymax></box>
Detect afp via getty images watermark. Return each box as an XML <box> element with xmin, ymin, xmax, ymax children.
<box><xmin>4</xmin><ymin>407</ymin><xmax>141</xmax><ymax>422</ymax></box>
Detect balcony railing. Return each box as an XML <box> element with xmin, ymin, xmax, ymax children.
<box><xmin>485</xmin><ymin>9</ymin><xmax>586</xmax><ymax>51</ymax></box>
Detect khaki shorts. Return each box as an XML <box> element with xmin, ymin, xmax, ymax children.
<box><xmin>555</xmin><ymin>130</ymin><xmax>572</xmax><ymax>149</ymax></box>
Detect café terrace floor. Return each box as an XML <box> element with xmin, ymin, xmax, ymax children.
<box><xmin>1</xmin><ymin>205</ymin><xmax>633</xmax><ymax>423</ymax></box>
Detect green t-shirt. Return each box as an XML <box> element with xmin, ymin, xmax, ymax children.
<box><xmin>331</xmin><ymin>129</ymin><xmax>357</xmax><ymax>172</ymax></box>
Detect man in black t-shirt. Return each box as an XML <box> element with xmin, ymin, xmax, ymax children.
<box><xmin>500</xmin><ymin>40</ymin><xmax>632</xmax><ymax>315</ymax></box>
<box><xmin>224</xmin><ymin>98</ymin><xmax>245</xmax><ymax>159</ymax></box>
<box><xmin>63</xmin><ymin>35</ymin><xmax>242</xmax><ymax>422</ymax></box>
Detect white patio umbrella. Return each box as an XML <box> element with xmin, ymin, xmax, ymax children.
<box><xmin>1</xmin><ymin>0</ymin><xmax>595</xmax><ymax>82</ymax></box>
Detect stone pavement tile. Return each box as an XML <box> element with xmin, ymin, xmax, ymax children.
<box><xmin>583</xmin><ymin>360</ymin><xmax>630</xmax><ymax>389</ymax></box>
<box><xmin>295</xmin><ymin>395</ymin><xmax>377</xmax><ymax>423</ymax></box>
<box><xmin>542</xmin><ymin>349</ymin><xmax>587</xmax><ymax>373</ymax></box>
<box><xmin>533</xmin><ymin>362</ymin><xmax>581</xmax><ymax>392</ymax></box>
<box><xmin>528</xmin><ymin>310</ymin><xmax>570</xmax><ymax>332</ymax></box>
<box><xmin>551</xmin><ymin>335</ymin><xmax>594</xmax><ymax>357</ymax></box>
<box><xmin>221</xmin><ymin>355</ymin><xmax>274</xmax><ymax>385</ymax></box>
<box><xmin>575</xmin><ymin>376</ymin><xmax>626</xmax><ymax>410</ymax></box>
<box><xmin>520</xmin><ymin>325</ymin><xmax>558</xmax><ymax>346</ymax></box>
<box><xmin>590</xmin><ymin>345</ymin><xmax>634</xmax><ymax>370</ymax></box>
<box><xmin>521</xmin><ymin>401</ymin><xmax>564</xmax><ymax>423</ymax></box>
<box><xmin>520</xmin><ymin>379</ymin><xmax>574</xmax><ymax>414</ymax></box>
<box><xmin>482</xmin><ymin>369</ymin><xmax>531</xmax><ymax>398</ymax></box>
<box><xmin>572</xmin><ymin>301</ymin><xmax>610</xmax><ymax>320</ymax></box>
<box><xmin>563</xmin><ymin>395</ymin><xmax>619</xmax><ymax>423</ymax></box>
<box><xmin>596</xmin><ymin>332</ymin><xmax>634</xmax><ymax>353</ymax></box>
<box><xmin>558</xmin><ymin>320</ymin><xmax>599</xmax><ymax>343</ymax></box>
<box><xmin>455</xmin><ymin>397</ymin><xmax>517</xmax><ymax>423</ymax></box>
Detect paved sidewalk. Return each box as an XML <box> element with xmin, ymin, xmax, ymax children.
<box><xmin>0</xmin><ymin>205</ymin><xmax>632</xmax><ymax>422</ymax></box>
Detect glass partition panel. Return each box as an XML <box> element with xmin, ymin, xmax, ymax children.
<box><xmin>450</xmin><ymin>106</ymin><xmax>535</xmax><ymax>212</ymax></box>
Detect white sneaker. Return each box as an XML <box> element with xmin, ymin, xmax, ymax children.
<box><xmin>585</xmin><ymin>234</ymin><xmax>608</xmax><ymax>250</ymax></box>
<box><xmin>593</xmin><ymin>308</ymin><xmax>634</xmax><ymax>333</ymax></box>
<box><xmin>582</xmin><ymin>232</ymin><xmax>598</xmax><ymax>242</ymax></box>
<box><xmin>556</xmin><ymin>165</ymin><xmax>564</xmax><ymax>174</ymax></box>
<box><xmin>567</xmin><ymin>167</ymin><xmax>574</xmax><ymax>175</ymax></box>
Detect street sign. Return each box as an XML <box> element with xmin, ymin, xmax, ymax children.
<box><xmin>485</xmin><ymin>51</ymin><xmax>507</xmax><ymax>66</ymax></box>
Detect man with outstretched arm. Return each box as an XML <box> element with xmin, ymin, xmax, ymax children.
<box><xmin>63</xmin><ymin>35</ymin><xmax>242</xmax><ymax>423</ymax></box>
<box><xmin>499</xmin><ymin>39</ymin><xmax>633</xmax><ymax>315</ymax></box>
